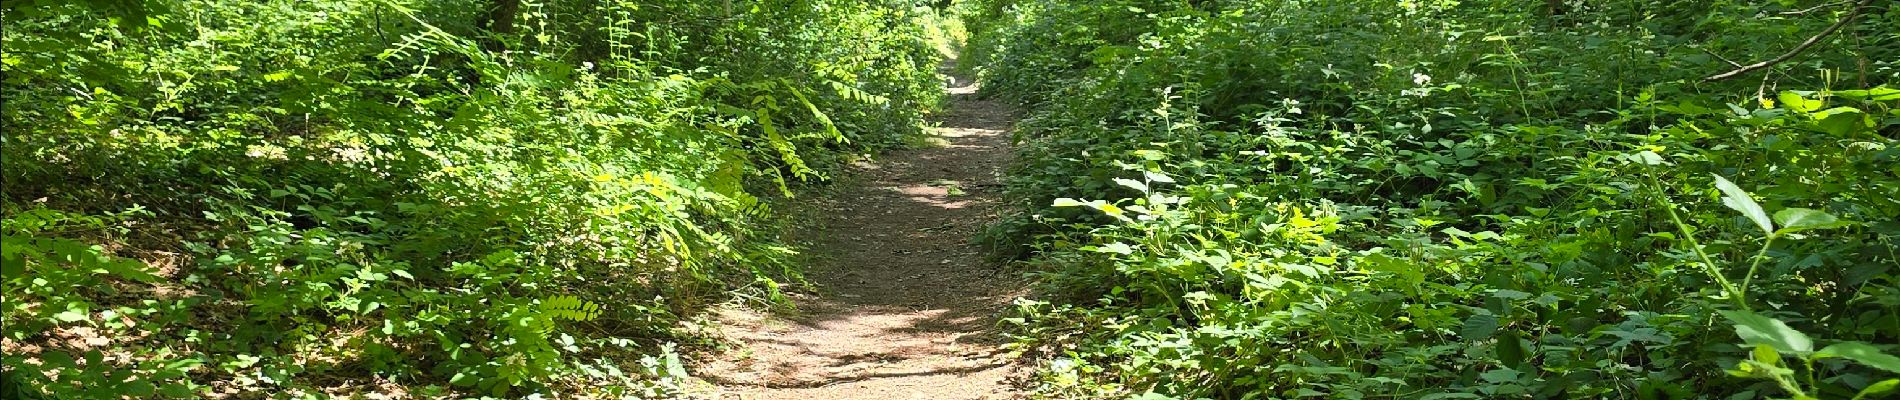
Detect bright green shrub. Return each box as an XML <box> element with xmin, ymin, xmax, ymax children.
<box><xmin>971</xmin><ymin>0</ymin><xmax>1900</xmax><ymax>398</ymax></box>
<box><xmin>2</xmin><ymin>0</ymin><xmax>946</xmax><ymax>397</ymax></box>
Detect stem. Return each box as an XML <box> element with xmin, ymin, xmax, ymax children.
<box><xmin>1738</xmin><ymin>235</ymin><xmax>1775</xmax><ymax>298</ymax></box>
<box><xmin>1771</xmin><ymin>371</ymin><xmax>1811</xmax><ymax>399</ymax></box>
<box><xmin>1805</xmin><ymin>358</ymin><xmax>1818</xmax><ymax>397</ymax></box>
<box><xmin>1648</xmin><ymin>175</ymin><xmax>1750</xmax><ymax>310</ymax></box>
<box><xmin>1499</xmin><ymin>39</ymin><xmax>1535</xmax><ymax>119</ymax></box>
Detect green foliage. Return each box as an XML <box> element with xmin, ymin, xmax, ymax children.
<box><xmin>2</xmin><ymin>0</ymin><xmax>951</xmax><ymax>396</ymax></box>
<box><xmin>968</xmin><ymin>0</ymin><xmax>1900</xmax><ymax>398</ymax></box>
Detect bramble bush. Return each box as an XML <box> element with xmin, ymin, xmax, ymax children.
<box><xmin>2</xmin><ymin>0</ymin><xmax>950</xmax><ymax>397</ymax></box>
<box><xmin>965</xmin><ymin>0</ymin><xmax>1899</xmax><ymax>398</ymax></box>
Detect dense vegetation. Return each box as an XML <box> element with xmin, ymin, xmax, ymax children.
<box><xmin>963</xmin><ymin>0</ymin><xmax>1899</xmax><ymax>398</ymax></box>
<box><xmin>2</xmin><ymin>0</ymin><xmax>951</xmax><ymax>397</ymax></box>
<box><xmin>8</xmin><ymin>0</ymin><xmax>1900</xmax><ymax>398</ymax></box>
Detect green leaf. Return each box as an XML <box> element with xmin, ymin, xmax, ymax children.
<box><xmin>1777</xmin><ymin>91</ymin><xmax>1823</xmax><ymax>112</ymax></box>
<box><xmin>1</xmin><ymin>252</ymin><xmax>22</xmax><ymax>279</ymax></box>
<box><xmin>159</xmin><ymin>383</ymin><xmax>195</xmax><ymax>398</ymax></box>
<box><xmin>1719</xmin><ymin>310</ymin><xmax>1812</xmax><ymax>355</ymax></box>
<box><xmin>1855</xmin><ymin>379</ymin><xmax>1899</xmax><ymax>400</ymax></box>
<box><xmin>1835</xmin><ymin>86</ymin><xmax>1900</xmax><ymax>101</ymax></box>
<box><xmin>1752</xmin><ymin>344</ymin><xmax>1781</xmax><ymax>367</ymax></box>
<box><xmin>1462</xmin><ymin>314</ymin><xmax>1499</xmax><ymax>340</ymax></box>
<box><xmin>1092</xmin><ymin>242</ymin><xmax>1135</xmax><ymax>255</ymax></box>
<box><xmin>1773</xmin><ymin>208</ymin><xmax>1850</xmax><ymax>234</ymax></box>
<box><xmin>1814</xmin><ymin>107</ymin><xmax>1868</xmax><ymax>135</ymax></box>
<box><xmin>122</xmin><ymin>379</ymin><xmax>157</xmax><ymax>397</ymax></box>
<box><xmin>1628</xmin><ymin>150</ymin><xmax>1668</xmax><ymax>165</ymax></box>
<box><xmin>54</xmin><ymin>306</ymin><xmax>87</xmax><ymax>322</ymax></box>
<box><xmin>1496</xmin><ymin>330</ymin><xmax>1526</xmax><ymax>368</ymax></box>
<box><xmin>1113</xmin><ymin>178</ymin><xmax>1149</xmax><ymax>193</ymax></box>
<box><xmin>1713</xmin><ymin>175</ymin><xmax>1773</xmax><ymax>235</ymax></box>
<box><xmin>1816</xmin><ymin>342</ymin><xmax>1900</xmax><ymax>373</ymax></box>
<box><xmin>1143</xmin><ymin>170</ymin><xmax>1175</xmax><ymax>183</ymax></box>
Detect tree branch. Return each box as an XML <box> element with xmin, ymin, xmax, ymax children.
<box><xmin>1780</xmin><ymin>0</ymin><xmax>1851</xmax><ymax>15</ymax></box>
<box><xmin>1703</xmin><ymin>0</ymin><xmax>1874</xmax><ymax>82</ymax></box>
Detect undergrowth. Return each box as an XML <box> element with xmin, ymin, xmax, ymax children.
<box><xmin>1</xmin><ymin>0</ymin><xmax>953</xmax><ymax>398</ymax></box>
<box><xmin>964</xmin><ymin>0</ymin><xmax>1900</xmax><ymax>398</ymax></box>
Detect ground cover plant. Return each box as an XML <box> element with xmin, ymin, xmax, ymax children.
<box><xmin>963</xmin><ymin>0</ymin><xmax>1900</xmax><ymax>398</ymax></box>
<box><xmin>1</xmin><ymin>0</ymin><xmax>951</xmax><ymax>397</ymax></box>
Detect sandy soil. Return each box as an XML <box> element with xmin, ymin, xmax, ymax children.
<box><xmin>690</xmin><ymin>67</ymin><xmax>1028</xmax><ymax>400</ymax></box>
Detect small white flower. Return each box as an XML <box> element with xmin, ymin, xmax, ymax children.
<box><xmin>1413</xmin><ymin>72</ymin><xmax>1432</xmax><ymax>85</ymax></box>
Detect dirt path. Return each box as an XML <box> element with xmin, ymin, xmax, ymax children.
<box><xmin>692</xmin><ymin>68</ymin><xmax>1026</xmax><ymax>399</ymax></box>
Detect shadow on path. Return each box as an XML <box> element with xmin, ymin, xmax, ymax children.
<box><xmin>694</xmin><ymin>62</ymin><xmax>1027</xmax><ymax>400</ymax></box>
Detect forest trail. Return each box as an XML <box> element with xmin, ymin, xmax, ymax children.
<box><xmin>693</xmin><ymin>66</ymin><xmax>1027</xmax><ymax>399</ymax></box>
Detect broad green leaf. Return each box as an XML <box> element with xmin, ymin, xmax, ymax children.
<box><xmin>1142</xmin><ymin>170</ymin><xmax>1175</xmax><ymax>183</ymax></box>
<box><xmin>1092</xmin><ymin>242</ymin><xmax>1135</xmax><ymax>255</ymax></box>
<box><xmin>1462</xmin><ymin>314</ymin><xmax>1499</xmax><ymax>340</ymax></box>
<box><xmin>122</xmin><ymin>379</ymin><xmax>157</xmax><ymax>397</ymax></box>
<box><xmin>1776</xmin><ymin>91</ymin><xmax>1823</xmax><ymax>112</ymax></box>
<box><xmin>1629</xmin><ymin>150</ymin><xmax>1668</xmax><ymax>165</ymax></box>
<box><xmin>159</xmin><ymin>383</ymin><xmax>195</xmax><ymax>398</ymax></box>
<box><xmin>1773</xmin><ymin>208</ymin><xmax>1850</xmax><ymax>234</ymax></box>
<box><xmin>1478</xmin><ymin>367</ymin><xmax>1520</xmax><ymax>383</ymax></box>
<box><xmin>1</xmin><ymin>253</ymin><xmax>21</xmax><ymax>279</ymax></box>
<box><xmin>1816</xmin><ymin>342</ymin><xmax>1900</xmax><ymax>373</ymax></box>
<box><xmin>1131</xmin><ymin>149</ymin><xmax>1167</xmax><ymax>161</ymax></box>
<box><xmin>1856</xmin><ymin>379</ymin><xmax>1899</xmax><ymax>400</ymax></box>
<box><xmin>1496</xmin><ymin>331</ymin><xmax>1526</xmax><ymax>368</ymax></box>
<box><xmin>1113</xmin><ymin>178</ymin><xmax>1149</xmax><ymax>193</ymax></box>
<box><xmin>53</xmin><ymin>310</ymin><xmax>87</xmax><ymax>322</ymax></box>
<box><xmin>1814</xmin><ymin>107</ymin><xmax>1868</xmax><ymax>136</ymax></box>
<box><xmin>1713</xmin><ymin>175</ymin><xmax>1773</xmax><ymax>235</ymax></box>
<box><xmin>1720</xmin><ymin>310</ymin><xmax>1812</xmax><ymax>354</ymax></box>
<box><xmin>1835</xmin><ymin>86</ymin><xmax>1900</xmax><ymax>101</ymax></box>
<box><xmin>1752</xmin><ymin>344</ymin><xmax>1781</xmax><ymax>367</ymax></box>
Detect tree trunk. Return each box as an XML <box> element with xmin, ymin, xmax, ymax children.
<box><xmin>477</xmin><ymin>0</ymin><xmax>522</xmax><ymax>50</ymax></box>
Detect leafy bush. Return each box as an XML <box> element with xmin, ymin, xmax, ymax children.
<box><xmin>2</xmin><ymin>0</ymin><xmax>949</xmax><ymax>397</ymax></box>
<box><xmin>968</xmin><ymin>0</ymin><xmax>1900</xmax><ymax>398</ymax></box>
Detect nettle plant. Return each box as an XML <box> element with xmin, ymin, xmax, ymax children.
<box><xmin>1657</xmin><ymin>172</ymin><xmax>1900</xmax><ymax>400</ymax></box>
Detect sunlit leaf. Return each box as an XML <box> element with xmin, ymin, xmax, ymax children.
<box><xmin>1720</xmin><ymin>310</ymin><xmax>1812</xmax><ymax>354</ymax></box>
<box><xmin>1773</xmin><ymin>208</ymin><xmax>1850</xmax><ymax>234</ymax></box>
<box><xmin>1113</xmin><ymin>178</ymin><xmax>1148</xmax><ymax>193</ymax></box>
<box><xmin>1713</xmin><ymin>175</ymin><xmax>1773</xmax><ymax>235</ymax></box>
<box><xmin>1816</xmin><ymin>342</ymin><xmax>1900</xmax><ymax>373</ymax></box>
<box><xmin>1776</xmin><ymin>91</ymin><xmax>1822</xmax><ymax>112</ymax></box>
